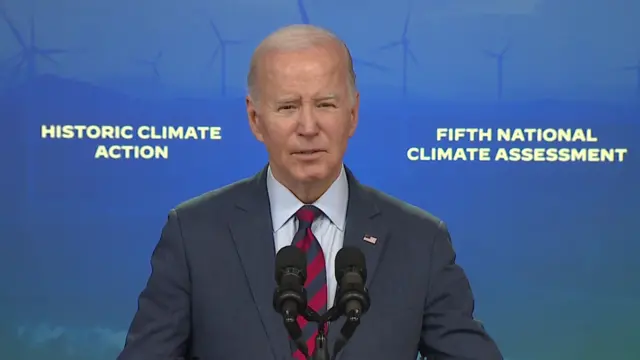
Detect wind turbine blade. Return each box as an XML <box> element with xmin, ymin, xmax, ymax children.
<box><xmin>407</xmin><ymin>47</ymin><xmax>418</xmax><ymax>64</ymax></box>
<box><xmin>483</xmin><ymin>49</ymin><xmax>498</xmax><ymax>58</ymax></box>
<box><xmin>379</xmin><ymin>41</ymin><xmax>402</xmax><ymax>50</ymax></box>
<box><xmin>297</xmin><ymin>0</ymin><xmax>310</xmax><ymax>24</ymax></box>
<box><xmin>353</xmin><ymin>58</ymin><xmax>388</xmax><ymax>72</ymax></box>
<box><xmin>224</xmin><ymin>40</ymin><xmax>243</xmax><ymax>45</ymax></box>
<box><xmin>501</xmin><ymin>43</ymin><xmax>511</xmax><ymax>55</ymax></box>
<box><xmin>0</xmin><ymin>11</ymin><xmax>27</xmax><ymax>48</ymax></box>
<box><xmin>40</xmin><ymin>53</ymin><xmax>58</xmax><ymax>65</ymax></box>
<box><xmin>154</xmin><ymin>67</ymin><xmax>160</xmax><ymax>78</ymax></box>
<box><xmin>156</xmin><ymin>51</ymin><xmax>163</xmax><ymax>59</ymax></box>
<box><xmin>209</xmin><ymin>19</ymin><xmax>222</xmax><ymax>41</ymax></box>
<box><xmin>402</xmin><ymin>8</ymin><xmax>411</xmax><ymax>37</ymax></box>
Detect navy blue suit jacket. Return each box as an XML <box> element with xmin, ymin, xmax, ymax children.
<box><xmin>118</xmin><ymin>166</ymin><xmax>503</xmax><ymax>360</ymax></box>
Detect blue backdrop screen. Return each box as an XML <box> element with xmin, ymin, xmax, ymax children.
<box><xmin>1</xmin><ymin>0</ymin><xmax>639</xmax><ymax>359</ymax></box>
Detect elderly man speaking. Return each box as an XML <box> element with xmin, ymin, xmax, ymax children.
<box><xmin>117</xmin><ymin>24</ymin><xmax>503</xmax><ymax>360</ymax></box>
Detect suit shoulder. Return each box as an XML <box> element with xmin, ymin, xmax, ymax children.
<box><xmin>362</xmin><ymin>185</ymin><xmax>444</xmax><ymax>229</ymax></box>
<box><xmin>172</xmin><ymin>176</ymin><xmax>254</xmax><ymax>216</ymax></box>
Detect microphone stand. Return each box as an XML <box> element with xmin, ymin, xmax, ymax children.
<box><xmin>303</xmin><ymin>306</ymin><xmax>348</xmax><ymax>360</ymax></box>
<box><xmin>331</xmin><ymin>309</ymin><xmax>361</xmax><ymax>358</ymax></box>
<box><xmin>311</xmin><ymin>321</ymin><xmax>329</xmax><ymax>360</ymax></box>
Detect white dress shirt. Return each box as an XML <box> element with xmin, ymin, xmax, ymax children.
<box><xmin>267</xmin><ymin>165</ymin><xmax>348</xmax><ymax>306</ymax></box>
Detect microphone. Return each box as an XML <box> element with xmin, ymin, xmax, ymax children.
<box><xmin>273</xmin><ymin>245</ymin><xmax>309</xmax><ymax>357</ymax></box>
<box><xmin>335</xmin><ymin>246</ymin><xmax>370</xmax><ymax>320</ymax></box>
<box><xmin>332</xmin><ymin>246</ymin><xmax>370</xmax><ymax>358</ymax></box>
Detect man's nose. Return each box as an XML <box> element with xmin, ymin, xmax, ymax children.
<box><xmin>297</xmin><ymin>105</ymin><xmax>320</xmax><ymax>136</ymax></box>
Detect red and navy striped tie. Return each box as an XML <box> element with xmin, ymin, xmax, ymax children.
<box><xmin>292</xmin><ymin>205</ymin><xmax>327</xmax><ymax>359</ymax></box>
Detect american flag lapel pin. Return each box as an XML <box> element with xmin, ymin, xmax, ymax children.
<box><xmin>363</xmin><ymin>234</ymin><xmax>377</xmax><ymax>244</ymax></box>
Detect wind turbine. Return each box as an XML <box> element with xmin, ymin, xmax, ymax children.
<box><xmin>297</xmin><ymin>0</ymin><xmax>310</xmax><ymax>24</ymax></box>
<box><xmin>379</xmin><ymin>5</ymin><xmax>417</xmax><ymax>96</ymax></box>
<box><xmin>135</xmin><ymin>50</ymin><xmax>162</xmax><ymax>79</ymax></box>
<box><xmin>295</xmin><ymin>0</ymin><xmax>388</xmax><ymax>73</ymax></box>
<box><xmin>483</xmin><ymin>43</ymin><xmax>510</xmax><ymax>100</ymax></box>
<box><xmin>207</xmin><ymin>19</ymin><xmax>241</xmax><ymax>96</ymax></box>
<box><xmin>0</xmin><ymin>7</ymin><xmax>71</xmax><ymax>83</ymax></box>
<box><xmin>622</xmin><ymin>59</ymin><xmax>640</xmax><ymax>96</ymax></box>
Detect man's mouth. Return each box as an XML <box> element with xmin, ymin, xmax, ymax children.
<box><xmin>294</xmin><ymin>150</ymin><xmax>324</xmax><ymax>154</ymax></box>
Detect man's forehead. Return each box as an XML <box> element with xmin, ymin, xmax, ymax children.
<box><xmin>261</xmin><ymin>57</ymin><xmax>345</xmax><ymax>86</ymax></box>
<box><xmin>263</xmin><ymin>42</ymin><xmax>345</xmax><ymax>67</ymax></box>
<box><xmin>264</xmin><ymin>69</ymin><xmax>346</xmax><ymax>97</ymax></box>
<box><xmin>251</xmin><ymin>44</ymin><xmax>350</xmax><ymax>102</ymax></box>
<box><xmin>265</xmin><ymin>52</ymin><xmax>335</xmax><ymax>73</ymax></box>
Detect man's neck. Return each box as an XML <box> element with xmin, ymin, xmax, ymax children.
<box><xmin>270</xmin><ymin>165</ymin><xmax>342</xmax><ymax>204</ymax></box>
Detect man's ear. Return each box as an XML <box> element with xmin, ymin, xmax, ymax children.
<box><xmin>246</xmin><ymin>95</ymin><xmax>264</xmax><ymax>142</ymax></box>
<box><xmin>348</xmin><ymin>91</ymin><xmax>360</xmax><ymax>138</ymax></box>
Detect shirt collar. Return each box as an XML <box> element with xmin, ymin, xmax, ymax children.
<box><xmin>267</xmin><ymin>165</ymin><xmax>348</xmax><ymax>232</ymax></box>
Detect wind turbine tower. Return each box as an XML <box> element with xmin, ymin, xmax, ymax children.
<box><xmin>207</xmin><ymin>19</ymin><xmax>241</xmax><ymax>96</ymax></box>
<box><xmin>379</xmin><ymin>5</ymin><xmax>417</xmax><ymax>97</ymax></box>
<box><xmin>483</xmin><ymin>43</ymin><xmax>510</xmax><ymax>100</ymax></box>
<box><xmin>295</xmin><ymin>0</ymin><xmax>388</xmax><ymax>74</ymax></box>
<box><xmin>136</xmin><ymin>50</ymin><xmax>162</xmax><ymax>79</ymax></box>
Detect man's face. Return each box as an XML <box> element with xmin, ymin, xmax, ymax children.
<box><xmin>246</xmin><ymin>43</ymin><xmax>359</xmax><ymax>186</ymax></box>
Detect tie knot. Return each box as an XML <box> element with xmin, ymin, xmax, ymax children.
<box><xmin>295</xmin><ymin>205</ymin><xmax>321</xmax><ymax>224</ymax></box>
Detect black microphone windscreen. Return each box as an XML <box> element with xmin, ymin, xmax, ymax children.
<box><xmin>275</xmin><ymin>245</ymin><xmax>307</xmax><ymax>283</ymax></box>
<box><xmin>335</xmin><ymin>246</ymin><xmax>367</xmax><ymax>281</ymax></box>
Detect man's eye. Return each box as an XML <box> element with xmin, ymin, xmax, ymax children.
<box><xmin>278</xmin><ymin>105</ymin><xmax>296</xmax><ymax>111</ymax></box>
<box><xmin>319</xmin><ymin>103</ymin><xmax>335</xmax><ymax>108</ymax></box>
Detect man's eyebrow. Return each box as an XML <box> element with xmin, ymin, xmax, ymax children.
<box><xmin>274</xmin><ymin>96</ymin><xmax>301</xmax><ymax>103</ymax></box>
<box><xmin>314</xmin><ymin>94</ymin><xmax>339</xmax><ymax>101</ymax></box>
<box><xmin>271</xmin><ymin>94</ymin><xmax>340</xmax><ymax>105</ymax></box>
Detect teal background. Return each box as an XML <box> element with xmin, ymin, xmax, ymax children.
<box><xmin>1</xmin><ymin>0</ymin><xmax>638</xmax><ymax>359</ymax></box>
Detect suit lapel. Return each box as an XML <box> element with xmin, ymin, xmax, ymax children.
<box><xmin>328</xmin><ymin>167</ymin><xmax>390</xmax><ymax>359</ymax></box>
<box><xmin>228</xmin><ymin>166</ymin><xmax>290</xmax><ymax>360</ymax></box>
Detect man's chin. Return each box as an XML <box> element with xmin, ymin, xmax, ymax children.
<box><xmin>292</xmin><ymin>163</ymin><xmax>331</xmax><ymax>183</ymax></box>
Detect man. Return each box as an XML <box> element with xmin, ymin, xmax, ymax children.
<box><xmin>118</xmin><ymin>24</ymin><xmax>503</xmax><ymax>360</ymax></box>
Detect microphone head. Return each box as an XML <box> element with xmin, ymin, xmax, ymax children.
<box><xmin>275</xmin><ymin>245</ymin><xmax>307</xmax><ymax>284</ymax></box>
<box><xmin>335</xmin><ymin>246</ymin><xmax>367</xmax><ymax>283</ymax></box>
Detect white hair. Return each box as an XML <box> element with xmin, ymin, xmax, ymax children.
<box><xmin>246</xmin><ymin>24</ymin><xmax>357</xmax><ymax>103</ymax></box>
